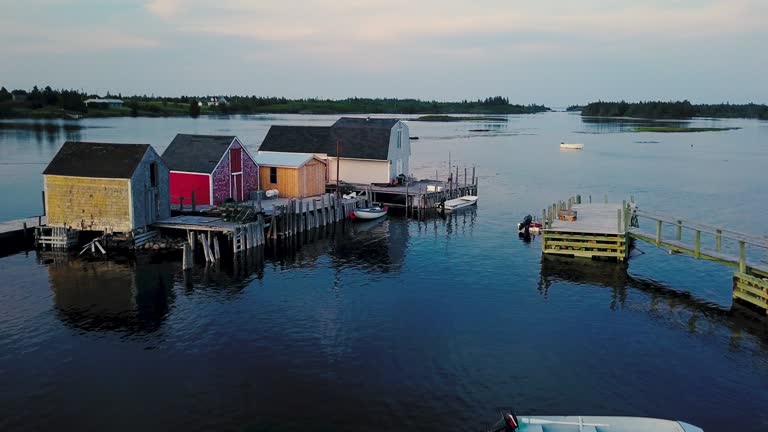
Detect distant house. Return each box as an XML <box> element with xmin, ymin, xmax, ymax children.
<box><xmin>258</xmin><ymin>117</ymin><xmax>410</xmax><ymax>185</ymax></box>
<box><xmin>200</xmin><ymin>96</ymin><xmax>229</xmax><ymax>107</ymax></box>
<box><xmin>11</xmin><ymin>90</ymin><xmax>27</xmax><ymax>102</ymax></box>
<box><xmin>84</xmin><ymin>98</ymin><xmax>124</xmax><ymax>108</ymax></box>
<box><xmin>43</xmin><ymin>142</ymin><xmax>170</xmax><ymax>233</ymax></box>
<box><xmin>255</xmin><ymin>152</ymin><xmax>327</xmax><ymax>198</ymax></box>
<box><xmin>162</xmin><ymin>134</ymin><xmax>258</xmax><ymax>206</ymax></box>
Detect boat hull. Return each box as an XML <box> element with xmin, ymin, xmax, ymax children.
<box><xmin>437</xmin><ymin>195</ymin><xmax>478</xmax><ymax>212</ymax></box>
<box><xmin>560</xmin><ymin>143</ymin><xmax>584</xmax><ymax>150</ymax></box>
<box><xmin>352</xmin><ymin>208</ymin><xmax>388</xmax><ymax>220</ymax></box>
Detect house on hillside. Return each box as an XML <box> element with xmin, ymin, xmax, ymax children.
<box><xmin>84</xmin><ymin>98</ymin><xmax>124</xmax><ymax>108</ymax></box>
<box><xmin>199</xmin><ymin>96</ymin><xmax>229</xmax><ymax>107</ymax></box>
<box><xmin>162</xmin><ymin>134</ymin><xmax>258</xmax><ymax>206</ymax></box>
<box><xmin>258</xmin><ymin>117</ymin><xmax>410</xmax><ymax>185</ymax></box>
<box><xmin>43</xmin><ymin>141</ymin><xmax>170</xmax><ymax>233</ymax></box>
<box><xmin>255</xmin><ymin>152</ymin><xmax>327</xmax><ymax>198</ymax></box>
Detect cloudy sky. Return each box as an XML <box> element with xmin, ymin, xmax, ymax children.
<box><xmin>1</xmin><ymin>0</ymin><xmax>766</xmax><ymax>105</ymax></box>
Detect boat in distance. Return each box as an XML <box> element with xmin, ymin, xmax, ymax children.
<box><xmin>437</xmin><ymin>195</ymin><xmax>478</xmax><ymax>212</ymax></box>
<box><xmin>490</xmin><ymin>412</ymin><xmax>703</xmax><ymax>432</ymax></box>
<box><xmin>560</xmin><ymin>142</ymin><xmax>584</xmax><ymax>150</ymax></box>
<box><xmin>351</xmin><ymin>206</ymin><xmax>388</xmax><ymax>220</ymax></box>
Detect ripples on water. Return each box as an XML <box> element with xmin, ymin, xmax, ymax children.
<box><xmin>1</xmin><ymin>113</ymin><xmax>768</xmax><ymax>431</ymax></box>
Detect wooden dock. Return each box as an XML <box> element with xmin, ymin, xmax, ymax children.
<box><xmin>542</xmin><ymin>200</ymin><xmax>630</xmax><ymax>261</ymax></box>
<box><xmin>0</xmin><ymin>216</ymin><xmax>47</xmax><ymax>254</ymax></box>
<box><xmin>542</xmin><ymin>194</ymin><xmax>768</xmax><ymax>314</ymax></box>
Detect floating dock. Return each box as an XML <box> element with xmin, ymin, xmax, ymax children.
<box><xmin>542</xmin><ymin>202</ymin><xmax>630</xmax><ymax>261</ymax></box>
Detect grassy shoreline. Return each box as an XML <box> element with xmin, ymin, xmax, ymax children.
<box><xmin>633</xmin><ymin>126</ymin><xmax>740</xmax><ymax>133</ymax></box>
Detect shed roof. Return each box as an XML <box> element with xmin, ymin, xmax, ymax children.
<box><xmin>258</xmin><ymin>117</ymin><xmax>400</xmax><ymax>161</ymax></box>
<box><xmin>43</xmin><ymin>141</ymin><xmax>150</xmax><ymax>179</ymax></box>
<box><xmin>162</xmin><ymin>134</ymin><xmax>237</xmax><ymax>173</ymax></box>
<box><xmin>254</xmin><ymin>151</ymin><xmax>323</xmax><ymax>168</ymax></box>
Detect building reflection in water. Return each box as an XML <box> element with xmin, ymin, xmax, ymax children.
<box><xmin>43</xmin><ymin>253</ymin><xmax>174</xmax><ymax>334</ymax></box>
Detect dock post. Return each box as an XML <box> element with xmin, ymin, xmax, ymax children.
<box><xmin>604</xmin><ymin>194</ymin><xmax>608</xmax><ymax>204</ymax></box>
<box><xmin>589</xmin><ymin>195</ymin><xmax>592</xmax><ymax>204</ymax></box>
<box><xmin>716</xmin><ymin>229</ymin><xmax>722</xmax><ymax>251</ymax></box>
<box><xmin>739</xmin><ymin>241</ymin><xmax>746</xmax><ymax>273</ymax></box>
<box><xmin>179</xmin><ymin>197</ymin><xmax>184</xmax><ymax>211</ymax></box>
<box><xmin>617</xmin><ymin>209</ymin><xmax>622</xmax><ymax>233</ymax></box>
<box><xmin>214</xmin><ymin>235</ymin><xmax>221</xmax><ymax>260</ymax></box>
<box><xmin>542</xmin><ymin>209</ymin><xmax>547</xmax><ymax>228</ymax></box>
<box><xmin>576</xmin><ymin>195</ymin><xmax>581</xmax><ymax>204</ymax></box>
<box><xmin>630</xmin><ymin>195</ymin><xmax>635</xmax><ymax>204</ymax></box>
<box><xmin>23</xmin><ymin>222</ymin><xmax>28</xmax><ymax>241</ymax></box>
<box><xmin>624</xmin><ymin>203</ymin><xmax>630</xmax><ymax>232</ymax></box>
<box><xmin>676</xmin><ymin>220</ymin><xmax>682</xmax><ymax>240</ymax></box>
<box><xmin>694</xmin><ymin>230</ymin><xmax>701</xmax><ymax>258</ymax></box>
<box><xmin>191</xmin><ymin>191</ymin><xmax>196</xmax><ymax>212</ymax></box>
<box><xmin>183</xmin><ymin>242</ymin><xmax>192</xmax><ymax>270</ymax></box>
<box><xmin>41</xmin><ymin>191</ymin><xmax>46</xmax><ymax>216</ymax></box>
<box><xmin>655</xmin><ymin>220</ymin><xmax>662</xmax><ymax>245</ymax></box>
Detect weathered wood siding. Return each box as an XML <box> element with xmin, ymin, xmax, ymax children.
<box><xmin>44</xmin><ymin>175</ymin><xmax>132</xmax><ymax>231</ymax></box>
<box><xmin>300</xmin><ymin>159</ymin><xmax>326</xmax><ymax>197</ymax></box>
<box><xmin>130</xmin><ymin>147</ymin><xmax>170</xmax><ymax>229</ymax></box>
<box><xmin>242</xmin><ymin>146</ymin><xmax>259</xmax><ymax>199</ymax></box>
<box><xmin>211</xmin><ymin>149</ymin><xmax>231</xmax><ymax>205</ymax></box>
<box><xmin>260</xmin><ymin>166</ymin><xmax>300</xmax><ymax>198</ymax></box>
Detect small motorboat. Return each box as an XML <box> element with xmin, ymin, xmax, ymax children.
<box><xmin>351</xmin><ymin>206</ymin><xmax>388</xmax><ymax>220</ymax></box>
<box><xmin>488</xmin><ymin>410</ymin><xmax>703</xmax><ymax>432</ymax></box>
<box><xmin>560</xmin><ymin>142</ymin><xmax>584</xmax><ymax>150</ymax></box>
<box><xmin>517</xmin><ymin>214</ymin><xmax>543</xmax><ymax>234</ymax></box>
<box><xmin>437</xmin><ymin>195</ymin><xmax>478</xmax><ymax>212</ymax></box>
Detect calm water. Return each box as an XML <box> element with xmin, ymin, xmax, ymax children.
<box><xmin>1</xmin><ymin>113</ymin><xmax>768</xmax><ymax>431</ymax></box>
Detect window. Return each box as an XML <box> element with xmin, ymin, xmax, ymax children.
<box><xmin>270</xmin><ymin>167</ymin><xmax>278</xmax><ymax>183</ymax></box>
<box><xmin>149</xmin><ymin>162</ymin><xmax>157</xmax><ymax>187</ymax></box>
<box><xmin>396</xmin><ymin>129</ymin><xmax>402</xmax><ymax>149</ymax></box>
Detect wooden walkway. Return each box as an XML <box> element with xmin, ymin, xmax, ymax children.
<box><xmin>0</xmin><ymin>216</ymin><xmax>47</xmax><ymax>239</ymax></box>
<box><xmin>548</xmin><ymin>203</ymin><xmax>625</xmax><ymax>235</ymax></box>
<box><xmin>542</xmin><ymin>201</ymin><xmax>630</xmax><ymax>261</ymax></box>
<box><xmin>153</xmin><ymin>216</ymin><xmax>241</xmax><ymax>232</ymax></box>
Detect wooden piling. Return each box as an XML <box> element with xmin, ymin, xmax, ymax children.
<box><xmin>694</xmin><ymin>230</ymin><xmax>701</xmax><ymax>258</ymax></box>
<box><xmin>213</xmin><ymin>236</ymin><xmax>221</xmax><ymax>260</ymax></box>
<box><xmin>676</xmin><ymin>220</ymin><xmax>682</xmax><ymax>240</ymax></box>
<box><xmin>716</xmin><ymin>229</ymin><xmax>722</xmax><ymax>251</ymax></box>
<box><xmin>739</xmin><ymin>241</ymin><xmax>746</xmax><ymax>273</ymax></box>
<box><xmin>182</xmin><ymin>242</ymin><xmax>192</xmax><ymax>270</ymax></box>
<box><xmin>655</xmin><ymin>220</ymin><xmax>662</xmax><ymax>245</ymax></box>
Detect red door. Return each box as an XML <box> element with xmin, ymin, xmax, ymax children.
<box><xmin>231</xmin><ymin>173</ymin><xmax>243</xmax><ymax>201</ymax></box>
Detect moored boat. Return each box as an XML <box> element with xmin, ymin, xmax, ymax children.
<box><xmin>437</xmin><ymin>195</ymin><xmax>478</xmax><ymax>212</ymax></box>
<box><xmin>351</xmin><ymin>206</ymin><xmax>388</xmax><ymax>220</ymax></box>
<box><xmin>560</xmin><ymin>142</ymin><xmax>584</xmax><ymax>150</ymax></box>
<box><xmin>489</xmin><ymin>411</ymin><xmax>703</xmax><ymax>432</ymax></box>
<box><xmin>517</xmin><ymin>214</ymin><xmax>543</xmax><ymax>234</ymax></box>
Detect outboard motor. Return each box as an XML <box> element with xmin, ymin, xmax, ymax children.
<box><xmin>517</xmin><ymin>214</ymin><xmax>533</xmax><ymax>233</ymax></box>
<box><xmin>502</xmin><ymin>410</ymin><xmax>519</xmax><ymax>432</ymax></box>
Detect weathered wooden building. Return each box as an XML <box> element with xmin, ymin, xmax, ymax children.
<box><xmin>162</xmin><ymin>134</ymin><xmax>258</xmax><ymax>206</ymax></box>
<box><xmin>258</xmin><ymin>117</ymin><xmax>410</xmax><ymax>185</ymax></box>
<box><xmin>42</xmin><ymin>141</ymin><xmax>170</xmax><ymax>233</ymax></box>
<box><xmin>255</xmin><ymin>152</ymin><xmax>327</xmax><ymax>198</ymax></box>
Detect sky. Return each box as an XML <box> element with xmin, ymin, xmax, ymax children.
<box><xmin>1</xmin><ymin>0</ymin><xmax>766</xmax><ymax>106</ymax></box>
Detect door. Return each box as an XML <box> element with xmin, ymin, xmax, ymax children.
<box><xmin>396</xmin><ymin>159</ymin><xmax>403</xmax><ymax>176</ymax></box>
<box><xmin>231</xmin><ymin>173</ymin><xmax>243</xmax><ymax>201</ymax></box>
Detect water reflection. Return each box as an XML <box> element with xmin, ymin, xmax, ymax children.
<box><xmin>579</xmin><ymin>116</ymin><xmax>690</xmax><ymax>134</ymax></box>
<box><xmin>42</xmin><ymin>252</ymin><xmax>174</xmax><ymax>334</ymax></box>
<box><xmin>0</xmin><ymin>121</ymin><xmax>84</xmax><ymax>145</ymax></box>
<box><xmin>538</xmin><ymin>254</ymin><xmax>768</xmax><ymax>351</ymax></box>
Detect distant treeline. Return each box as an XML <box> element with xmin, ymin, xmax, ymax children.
<box><xmin>566</xmin><ymin>105</ymin><xmax>583</xmax><ymax>112</ymax></box>
<box><xmin>217</xmin><ymin>96</ymin><xmax>549</xmax><ymax>115</ymax></box>
<box><xmin>579</xmin><ymin>100</ymin><xmax>768</xmax><ymax>119</ymax></box>
<box><xmin>0</xmin><ymin>84</ymin><xmax>549</xmax><ymax>118</ymax></box>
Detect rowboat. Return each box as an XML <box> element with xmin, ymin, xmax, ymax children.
<box><xmin>517</xmin><ymin>214</ymin><xmax>543</xmax><ymax>234</ymax></box>
<box><xmin>351</xmin><ymin>206</ymin><xmax>388</xmax><ymax>220</ymax></box>
<box><xmin>489</xmin><ymin>412</ymin><xmax>703</xmax><ymax>432</ymax></box>
<box><xmin>560</xmin><ymin>142</ymin><xmax>584</xmax><ymax>150</ymax></box>
<box><xmin>437</xmin><ymin>195</ymin><xmax>478</xmax><ymax>212</ymax></box>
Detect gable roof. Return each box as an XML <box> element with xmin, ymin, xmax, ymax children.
<box><xmin>254</xmin><ymin>151</ymin><xmax>324</xmax><ymax>168</ymax></box>
<box><xmin>258</xmin><ymin>118</ymin><xmax>401</xmax><ymax>161</ymax></box>
<box><xmin>162</xmin><ymin>134</ymin><xmax>237</xmax><ymax>173</ymax></box>
<box><xmin>43</xmin><ymin>141</ymin><xmax>150</xmax><ymax>179</ymax></box>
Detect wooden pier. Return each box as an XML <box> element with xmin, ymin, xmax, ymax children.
<box><xmin>0</xmin><ymin>216</ymin><xmax>47</xmax><ymax>254</ymax></box>
<box><xmin>542</xmin><ymin>194</ymin><xmax>768</xmax><ymax>314</ymax></box>
<box><xmin>541</xmin><ymin>198</ymin><xmax>630</xmax><ymax>261</ymax></box>
<box><xmin>330</xmin><ymin>171</ymin><xmax>479</xmax><ymax>219</ymax></box>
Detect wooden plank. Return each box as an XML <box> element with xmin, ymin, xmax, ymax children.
<box><xmin>733</xmin><ymin>289</ymin><xmax>768</xmax><ymax>309</ymax></box>
<box><xmin>544</xmin><ymin>240</ymin><xmax>626</xmax><ymax>250</ymax></box>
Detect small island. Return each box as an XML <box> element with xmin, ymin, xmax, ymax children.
<box><xmin>412</xmin><ymin>115</ymin><xmax>509</xmax><ymax>122</ymax></box>
<box><xmin>633</xmin><ymin>126</ymin><xmax>740</xmax><ymax>133</ymax></box>
<box><xmin>575</xmin><ymin>100</ymin><xmax>768</xmax><ymax>120</ymax></box>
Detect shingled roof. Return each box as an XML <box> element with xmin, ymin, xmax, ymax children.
<box><xmin>43</xmin><ymin>142</ymin><xmax>150</xmax><ymax>179</ymax></box>
<box><xmin>258</xmin><ymin>117</ymin><xmax>401</xmax><ymax>161</ymax></box>
<box><xmin>162</xmin><ymin>134</ymin><xmax>237</xmax><ymax>173</ymax></box>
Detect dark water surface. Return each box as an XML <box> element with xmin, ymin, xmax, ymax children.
<box><xmin>1</xmin><ymin>113</ymin><xmax>768</xmax><ymax>431</ymax></box>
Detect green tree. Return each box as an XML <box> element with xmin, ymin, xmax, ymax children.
<box><xmin>189</xmin><ymin>99</ymin><xmax>201</xmax><ymax>117</ymax></box>
<box><xmin>0</xmin><ymin>87</ymin><xmax>10</xmax><ymax>102</ymax></box>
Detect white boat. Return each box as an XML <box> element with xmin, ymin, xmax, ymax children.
<box><xmin>491</xmin><ymin>413</ymin><xmax>703</xmax><ymax>432</ymax></box>
<box><xmin>352</xmin><ymin>206</ymin><xmax>388</xmax><ymax>220</ymax></box>
<box><xmin>560</xmin><ymin>142</ymin><xmax>584</xmax><ymax>150</ymax></box>
<box><xmin>437</xmin><ymin>195</ymin><xmax>478</xmax><ymax>212</ymax></box>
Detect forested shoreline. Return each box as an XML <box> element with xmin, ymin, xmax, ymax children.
<box><xmin>579</xmin><ymin>100</ymin><xmax>768</xmax><ymax>119</ymax></box>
